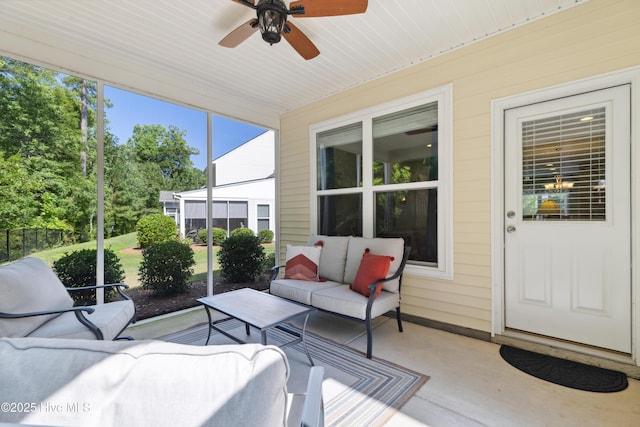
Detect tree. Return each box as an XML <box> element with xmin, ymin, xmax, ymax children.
<box><xmin>127</xmin><ymin>124</ymin><xmax>204</xmax><ymax>210</ymax></box>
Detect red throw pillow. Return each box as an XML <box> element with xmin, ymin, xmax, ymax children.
<box><xmin>350</xmin><ymin>249</ymin><xmax>394</xmax><ymax>298</ymax></box>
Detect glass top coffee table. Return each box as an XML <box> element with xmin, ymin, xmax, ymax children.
<box><xmin>197</xmin><ymin>288</ymin><xmax>316</xmax><ymax>365</ymax></box>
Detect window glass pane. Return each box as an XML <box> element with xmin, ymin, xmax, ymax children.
<box><xmin>229</xmin><ymin>218</ymin><xmax>247</xmax><ymax>231</ymax></box>
<box><xmin>257</xmin><ymin>218</ymin><xmax>269</xmax><ymax>231</ymax></box>
<box><xmin>229</xmin><ymin>201</ymin><xmax>248</xmax><ymax>218</ymax></box>
<box><xmin>212</xmin><ymin>201</ymin><xmax>227</xmax><ymax>218</ymax></box>
<box><xmin>522</xmin><ymin>107</ymin><xmax>606</xmax><ymax>221</ymax></box>
<box><xmin>212</xmin><ymin>218</ymin><xmax>227</xmax><ymax>230</ymax></box>
<box><xmin>375</xmin><ymin>189</ymin><xmax>437</xmax><ymax>265</ymax></box>
<box><xmin>318</xmin><ymin>194</ymin><xmax>362</xmax><ymax>236</ymax></box>
<box><xmin>373</xmin><ymin>102</ymin><xmax>438</xmax><ymax>185</ymax></box>
<box><xmin>185</xmin><ymin>201</ymin><xmax>205</xmax><ymax>219</ymax></box>
<box><xmin>317</xmin><ymin>122</ymin><xmax>362</xmax><ymax>190</ymax></box>
<box><xmin>257</xmin><ymin>204</ymin><xmax>269</xmax><ymax>218</ymax></box>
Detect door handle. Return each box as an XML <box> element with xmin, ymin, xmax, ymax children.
<box><xmin>506</xmin><ymin>225</ymin><xmax>516</xmax><ymax>233</ymax></box>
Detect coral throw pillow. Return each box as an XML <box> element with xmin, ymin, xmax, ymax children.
<box><xmin>350</xmin><ymin>249</ymin><xmax>394</xmax><ymax>298</ymax></box>
<box><xmin>284</xmin><ymin>245</ymin><xmax>322</xmax><ymax>282</ymax></box>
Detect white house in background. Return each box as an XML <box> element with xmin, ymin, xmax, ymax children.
<box><xmin>161</xmin><ymin>130</ymin><xmax>275</xmax><ymax>238</ymax></box>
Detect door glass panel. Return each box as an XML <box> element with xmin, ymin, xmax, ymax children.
<box><xmin>522</xmin><ymin>107</ymin><xmax>606</xmax><ymax>221</ymax></box>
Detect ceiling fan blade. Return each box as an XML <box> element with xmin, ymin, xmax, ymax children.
<box><xmin>231</xmin><ymin>0</ymin><xmax>256</xmax><ymax>7</ymax></box>
<box><xmin>282</xmin><ymin>22</ymin><xmax>320</xmax><ymax>60</ymax></box>
<box><xmin>289</xmin><ymin>0</ymin><xmax>368</xmax><ymax>17</ymax></box>
<box><xmin>219</xmin><ymin>19</ymin><xmax>259</xmax><ymax>48</ymax></box>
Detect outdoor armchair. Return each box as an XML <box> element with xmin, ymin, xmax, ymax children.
<box><xmin>0</xmin><ymin>257</ymin><xmax>136</xmax><ymax>340</ymax></box>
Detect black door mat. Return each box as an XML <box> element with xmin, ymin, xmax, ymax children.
<box><xmin>499</xmin><ymin>345</ymin><xmax>628</xmax><ymax>393</ymax></box>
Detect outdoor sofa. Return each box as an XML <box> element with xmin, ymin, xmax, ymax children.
<box><xmin>0</xmin><ymin>257</ymin><xmax>136</xmax><ymax>341</ymax></box>
<box><xmin>0</xmin><ymin>337</ymin><xmax>324</xmax><ymax>427</ymax></box>
<box><xmin>270</xmin><ymin>235</ymin><xmax>410</xmax><ymax>359</ymax></box>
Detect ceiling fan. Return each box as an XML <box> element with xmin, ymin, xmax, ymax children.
<box><xmin>219</xmin><ymin>0</ymin><xmax>368</xmax><ymax>60</ymax></box>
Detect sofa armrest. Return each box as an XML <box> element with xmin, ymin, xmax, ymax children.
<box><xmin>66</xmin><ymin>283</ymin><xmax>132</xmax><ymax>301</ymax></box>
<box><xmin>271</xmin><ymin>264</ymin><xmax>285</xmax><ymax>281</ymax></box>
<box><xmin>300</xmin><ymin>366</ymin><xmax>324</xmax><ymax>427</ymax></box>
<box><xmin>366</xmin><ymin>246</ymin><xmax>411</xmax><ymax>295</ymax></box>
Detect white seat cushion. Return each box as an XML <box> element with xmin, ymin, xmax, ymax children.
<box><xmin>29</xmin><ymin>299</ymin><xmax>135</xmax><ymax>340</ymax></box>
<box><xmin>0</xmin><ymin>338</ymin><xmax>289</xmax><ymax>427</ymax></box>
<box><xmin>270</xmin><ymin>279</ymin><xmax>342</xmax><ymax>305</ymax></box>
<box><xmin>311</xmin><ymin>285</ymin><xmax>400</xmax><ymax>320</ymax></box>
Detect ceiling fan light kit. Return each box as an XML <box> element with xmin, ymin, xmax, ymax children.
<box><xmin>221</xmin><ymin>0</ymin><xmax>368</xmax><ymax>60</ymax></box>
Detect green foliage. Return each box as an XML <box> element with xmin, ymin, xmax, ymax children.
<box><xmin>197</xmin><ymin>227</ymin><xmax>227</xmax><ymax>245</ymax></box>
<box><xmin>230</xmin><ymin>227</ymin><xmax>255</xmax><ymax>237</ymax></box>
<box><xmin>136</xmin><ymin>214</ymin><xmax>178</xmax><ymax>248</ymax></box>
<box><xmin>53</xmin><ymin>248</ymin><xmax>125</xmax><ymax>305</ymax></box>
<box><xmin>218</xmin><ymin>234</ymin><xmax>265</xmax><ymax>283</ymax></box>
<box><xmin>139</xmin><ymin>241</ymin><xmax>195</xmax><ymax>296</ymax></box>
<box><xmin>262</xmin><ymin>251</ymin><xmax>276</xmax><ymax>272</ymax></box>
<box><xmin>0</xmin><ymin>56</ymin><xmax>205</xmax><ymax>241</ymax></box>
<box><xmin>257</xmin><ymin>229</ymin><xmax>274</xmax><ymax>244</ymax></box>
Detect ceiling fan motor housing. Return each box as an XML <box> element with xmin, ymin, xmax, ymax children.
<box><xmin>257</xmin><ymin>0</ymin><xmax>288</xmax><ymax>45</ymax></box>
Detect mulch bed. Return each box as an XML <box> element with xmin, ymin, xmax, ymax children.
<box><xmin>128</xmin><ymin>277</ymin><xmax>270</xmax><ymax>321</ymax></box>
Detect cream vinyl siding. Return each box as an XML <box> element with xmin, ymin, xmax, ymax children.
<box><xmin>278</xmin><ymin>0</ymin><xmax>640</xmax><ymax>332</ymax></box>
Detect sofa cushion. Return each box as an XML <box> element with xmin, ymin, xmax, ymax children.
<box><xmin>311</xmin><ymin>285</ymin><xmax>400</xmax><ymax>320</ymax></box>
<box><xmin>0</xmin><ymin>338</ymin><xmax>289</xmax><ymax>427</ymax></box>
<box><xmin>350</xmin><ymin>250</ymin><xmax>393</xmax><ymax>298</ymax></box>
<box><xmin>0</xmin><ymin>257</ymin><xmax>74</xmax><ymax>338</ymax></box>
<box><xmin>271</xmin><ymin>279</ymin><xmax>342</xmax><ymax>306</ymax></box>
<box><xmin>344</xmin><ymin>237</ymin><xmax>405</xmax><ymax>293</ymax></box>
<box><xmin>307</xmin><ymin>235</ymin><xmax>351</xmax><ymax>283</ymax></box>
<box><xmin>28</xmin><ymin>299</ymin><xmax>135</xmax><ymax>340</ymax></box>
<box><xmin>284</xmin><ymin>244</ymin><xmax>322</xmax><ymax>281</ymax></box>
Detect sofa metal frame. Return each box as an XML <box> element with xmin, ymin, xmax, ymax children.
<box><xmin>271</xmin><ymin>246</ymin><xmax>411</xmax><ymax>359</ymax></box>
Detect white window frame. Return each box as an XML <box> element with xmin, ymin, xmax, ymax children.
<box><xmin>310</xmin><ymin>85</ymin><xmax>453</xmax><ymax>279</ymax></box>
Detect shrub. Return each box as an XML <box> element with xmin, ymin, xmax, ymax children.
<box><xmin>139</xmin><ymin>241</ymin><xmax>195</xmax><ymax>296</ymax></box>
<box><xmin>258</xmin><ymin>229</ymin><xmax>274</xmax><ymax>244</ymax></box>
<box><xmin>218</xmin><ymin>234</ymin><xmax>265</xmax><ymax>283</ymax></box>
<box><xmin>262</xmin><ymin>251</ymin><xmax>276</xmax><ymax>273</ymax></box>
<box><xmin>136</xmin><ymin>214</ymin><xmax>178</xmax><ymax>248</ymax></box>
<box><xmin>53</xmin><ymin>248</ymin><xmax>125</xmax><ymax>305</ymax></box>
<box><xmin>230</xmin><ymin>227</ymin><xmax>254</xmax><ymax>237</ymax></box>
<box><xmin>197</xmin><ymin>227</ymin><xmax>227</xmax><ymax>245</ymax></box>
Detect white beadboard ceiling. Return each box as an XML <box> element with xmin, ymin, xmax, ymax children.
<box><xmin>0</xmin><ymin>0</ymin><xmax>586</xmax><ymax>128</ymax></box>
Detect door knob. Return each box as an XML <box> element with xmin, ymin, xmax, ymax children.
<box><xmin>506</xmin><ymin>211</ymin><xmax>516</xmax><ymax>218</ymax></box>
<box><xmin>506</xmin><ymin>225</ymin><xmax>516</xmax><ymax>233</ymax></box>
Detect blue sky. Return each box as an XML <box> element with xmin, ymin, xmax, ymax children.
<box><xmin>104</xmin><ymin>86</ymin><xmax>265</xmax><ymax>170</ymax></box>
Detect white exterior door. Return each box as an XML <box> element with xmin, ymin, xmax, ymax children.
<box><xmin>504</xmin><ymin>85</ymin><xmax>631</xmax><ymax>354</ymax></box>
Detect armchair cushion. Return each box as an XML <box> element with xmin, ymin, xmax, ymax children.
<box><xmin>307</xmin><ymin>235</ymin><xmax>351</xmax><ymax>283</ymax></box>
<box><xmin>0</xmin><ymin>257</ymin><xmax>73</xmax><ymax>338</ymax></box>
<box><xmin>28</xmin><ymin>300</ymin><xmax>135</xmax><ymax>340</ymax></box>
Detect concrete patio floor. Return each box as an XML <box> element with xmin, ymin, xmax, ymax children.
<box><xmin>126</xmin><ymin>307</ymin><xmax>640</xmax><ymax>426</ymax></box>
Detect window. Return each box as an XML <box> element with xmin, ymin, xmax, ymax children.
<box><xmin>257</xmin><ymin>204</ymin><xmax>270</xmax><ymax>231</ymax></box>
<box><xmin>311</xmin><ymin>86</ymin><xmax>453</xmax><ymax>278</ymax></box>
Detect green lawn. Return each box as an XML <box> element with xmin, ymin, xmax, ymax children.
<box><xmin>31</xmin><ymin>232</ymin><xmax>274</xmax><ymax>289</ymax></box>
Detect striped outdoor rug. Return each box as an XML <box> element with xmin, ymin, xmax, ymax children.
<box><xmin>161</xmin><ymin>320</ymin><xmax>428</xmax><ymax>427</ymax></box>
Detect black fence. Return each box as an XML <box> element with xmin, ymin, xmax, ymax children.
<box><xmin>0</xmin><ymin>228</ymin><xmax>68</xmax><ymax>263</ymax></box>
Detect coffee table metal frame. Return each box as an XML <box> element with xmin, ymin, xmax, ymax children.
<box><xmin>197</xmin><ymin>288</ymin><xmax>316</xmax><ymax>366</ymax></box>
